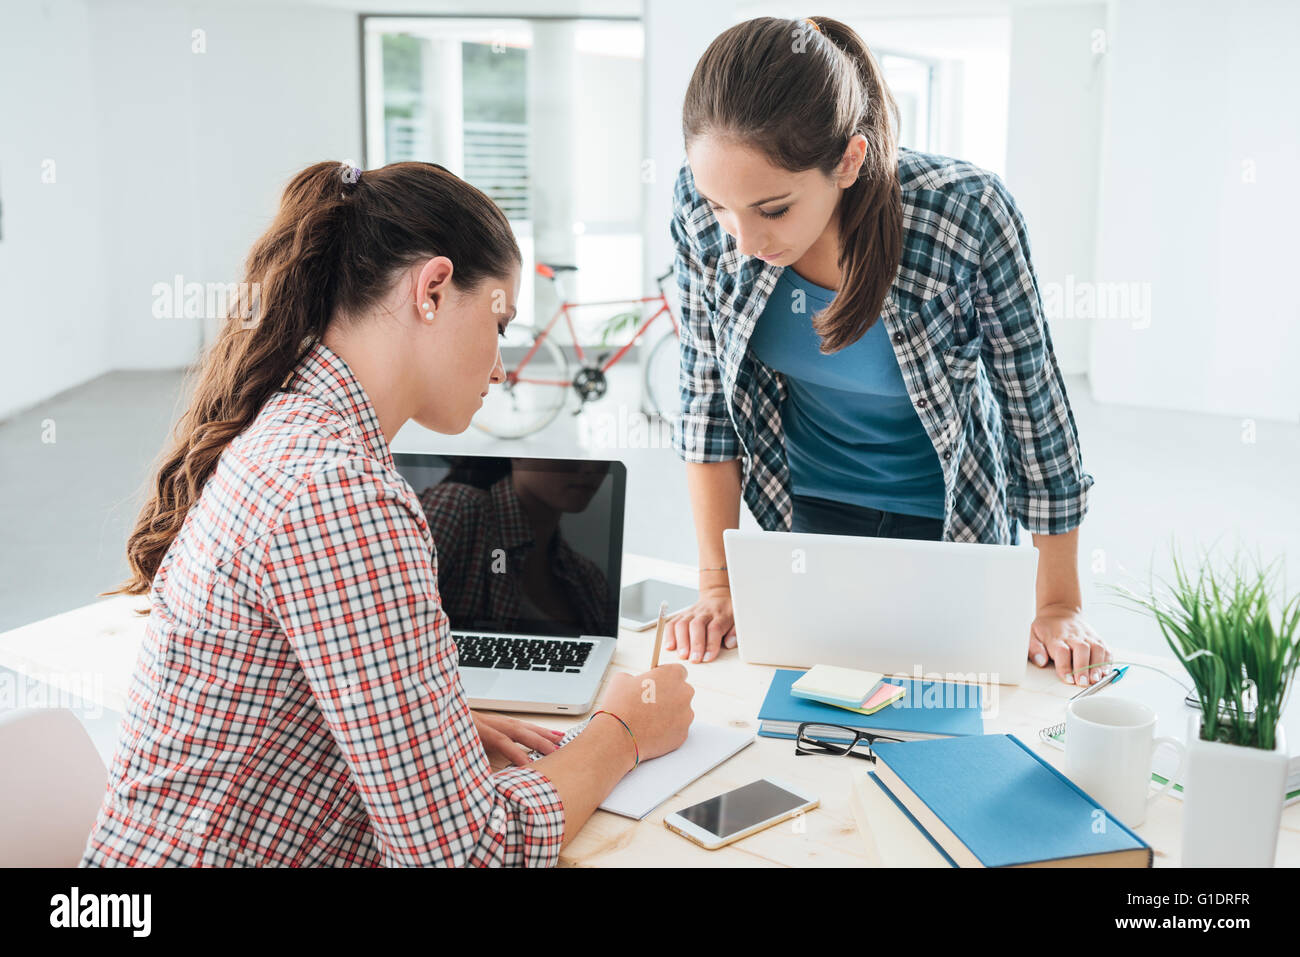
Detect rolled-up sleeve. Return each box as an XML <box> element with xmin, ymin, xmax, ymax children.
<box><xmin>670</xmin><ymin>166</ymin><xmax>742</xmax><ymax>464</ymax></box>
<box><xmin>258</xmin><ymin>459</ymin><xmax>565</xmax><ymax>867</ymax></box>
<box><xmin>975</xmin><ymin>174</ymin><xmax>1094</xmax><ymax>535</ymax></box>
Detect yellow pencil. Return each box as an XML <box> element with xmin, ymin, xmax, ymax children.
<box><xmin>650</xmin><ymin>600</ymin><xmax>669</xmax><ymax>669</ymax></box>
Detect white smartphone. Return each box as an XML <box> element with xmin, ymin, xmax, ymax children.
<box><xmin>619</xmin><ymin>578</ymin><xmax>698</xmax><ymax>631</ymax></box>
<box><xmin>663</xmin><ymin>778</ymin><xmax>819</xmax><ymax>850</ymax></box>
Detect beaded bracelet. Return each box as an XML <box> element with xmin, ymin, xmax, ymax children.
<box><xmin>591</xmin><ymin>709</ymin><xmax>639</xmax><ymax>769</ymax></box>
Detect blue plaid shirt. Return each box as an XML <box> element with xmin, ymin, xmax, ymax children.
<box><xmin>669</xmin><ymin>147</ymin><xmax>1095</xmax><ymax>545</ymax></box>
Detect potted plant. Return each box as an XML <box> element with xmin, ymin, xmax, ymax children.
<box><xmin>1108</xmin><ymin>540</ymin><xmax>1300</xmax><ymax>867</ymax></box>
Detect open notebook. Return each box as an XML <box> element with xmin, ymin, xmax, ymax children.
<box><xmin>535</xmin><ymin>720</ymin><xmax>755</xmax><ymax>820</ymax></box>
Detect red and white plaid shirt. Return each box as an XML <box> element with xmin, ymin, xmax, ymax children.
<box><xmin>80</xmin><ymin>340</ymin><xmax>566</xmax><ymax>867</ymax></box>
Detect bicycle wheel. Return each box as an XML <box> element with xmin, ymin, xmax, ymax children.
<box><xmin>643</xmin><ymin>330</ymin><xmax>682</xmax><ymax>424</ymax></box>
<box><xmin>472</xmin><ymin>324</ymin><xmax>570</xmax><ymax>439</ymax></box>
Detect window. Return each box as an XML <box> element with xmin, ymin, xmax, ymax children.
<box><xmin>880</xmin><ymin>52</ymin><xmax>937</xmax><ymax>152</ymax></box>
<box><xmin>363</xmin><ymin>16</ymin><xmax>645</xmax><ymax>342</ymax></box>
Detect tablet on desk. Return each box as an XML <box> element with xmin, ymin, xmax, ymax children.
<box><xmin>619</xmin><ymin>579</ymin><xmax>698</xmax><ymax>631</ymax></box>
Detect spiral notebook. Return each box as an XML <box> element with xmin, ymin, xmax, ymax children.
<box><xmin>534</xmin><ymin>719</ymin><xmax>755</xmax><ymax>820</ymax></box>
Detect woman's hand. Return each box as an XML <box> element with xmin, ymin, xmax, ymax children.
<box><xmin>471</xmin><ymin>711</ymin><xmax>566</xmax><ymax>767</ymax></box>
<box><xmin>663</xmin><ymin>587</ymin><xmax>736</xmax><ymax>663</ymax></box>
<box><xmin>1029</xmin><ymin>606</ymin><xmax>1111</xmax><ymax>686</ymax></box>
<box><xmin>598</xmin><ymin>664</ymin><xmax>695</xmax><ymax>761</ymax></box>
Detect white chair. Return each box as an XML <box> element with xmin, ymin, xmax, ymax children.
<box><xmin>0</xmin><ymin>708</ymin><xmax>108</xmax><ymax>866</ymax></box>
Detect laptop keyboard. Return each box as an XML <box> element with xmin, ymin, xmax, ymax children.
<box><xmin>455</xmin><ymin>634</ymin><xmax>594</xmax><ymax>673</ymax></box>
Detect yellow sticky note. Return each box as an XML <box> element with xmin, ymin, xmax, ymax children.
<box><xmin>792</xmin><ymin>664</ymin><xmax>885</xmax><ymax>707</ymax></box>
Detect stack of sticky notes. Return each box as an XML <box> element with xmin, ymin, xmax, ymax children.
<box><xmin>789</xmin><ymin>664</ymin><xmax>906</xmax><ymax>715</ymax></box>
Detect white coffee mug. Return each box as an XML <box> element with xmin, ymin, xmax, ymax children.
<box><xmin>1064</xmin><ymin>694</ymin><xmax>1187</xmax><ymax>828</ymax></box>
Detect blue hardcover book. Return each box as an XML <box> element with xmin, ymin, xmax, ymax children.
<box><xmin>868</xmin><ymin>773</ymin><xmax>959</xmax><ymax>868</ymax></box>
<box><xmin>757</xmin><ymin>668</ymin><xmax>984</xmax><ymax>740</ymax></box>
<box><xmin>871</xmin><ymin>733</ymin><xmax>1153</xmax><ymax>867</ymax></box>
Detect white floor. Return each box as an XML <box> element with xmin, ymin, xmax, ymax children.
<box><xmin>3</xmin><ymin>355</ymin><xmax>1298</xmax><ymax>765</ymax></box>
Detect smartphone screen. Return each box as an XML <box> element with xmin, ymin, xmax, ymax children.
<box><xmin>675</xmin><ymin>779</ymin><xmax>808</xmax><ymax>839</ymax></box>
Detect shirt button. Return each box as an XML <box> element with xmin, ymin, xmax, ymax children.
<box><xmin>916</xmin><ymin>397</ymin><xmax>928</xmax><ymax>408</ymax></box>
<box><xmin>892</xmin><ymin>332</ymin><xmax>904</xmax><ymax>344</ymax></box>
<box><xmin>943</xmin><ymin>450</ymin><xmax>952</xmax><ymax>461</ymax></box>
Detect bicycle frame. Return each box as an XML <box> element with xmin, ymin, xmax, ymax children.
<box><xmin>510</xmin><ymin>276</ymin><xmax>681</xmax><ymax>388</ymax></box>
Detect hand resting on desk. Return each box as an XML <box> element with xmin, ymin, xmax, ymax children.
<box><xmin>663</xmin><ymin>584</ymin><xmax>1115</xmax><ymax>690</ymax></box>
<box><xmin>1030</xmin><ymin>606</ymin><xmax>1113</xmax><ymax>687</ymax></box>
<box><xmin>664</xmin><ymin>586</ymin><xmax>737</xmax><ymax>664</ymax></box>
<box><xmin>472</xmin><ymin>711</ymin><xmax>567</xmax><ymax>767</ymax></box>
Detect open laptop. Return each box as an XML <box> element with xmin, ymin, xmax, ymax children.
<box><xmin>393</xmin><ymin>452</ymin><xmax>626</xmax><ymax>714</ymax></box>
<box><xmin>723</xmin><ymin>529</ymin><xmax>1039</xmax><ymax>685</ymax></box>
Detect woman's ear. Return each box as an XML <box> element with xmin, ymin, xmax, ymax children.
<box><xmin>415</xmin><ymin>255</ymin><xmax>455</xmax><ymax>321</ymax></box>
<box><xmin>836</xmin><ymin>134</ymin><xmax>868</xmax><ymax>186</ymax></box>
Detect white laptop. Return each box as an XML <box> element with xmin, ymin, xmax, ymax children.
<box><xmin>393</xmin><ymin>453</ymin><xmax>626</xmax><ymax>714</ymax></box>
<box><xmin>723</xmin><ymin>528</ymin><xmax>1039</xmax><ymax>685</ymax></box>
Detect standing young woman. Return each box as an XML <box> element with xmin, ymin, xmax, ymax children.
<box><xmin>82</xmin><ymin>160</ymin><xmax>693</xmax><ymax>867</ymax></box>
<box><xmin>665</xmin><ymin>16</ymin><xmax>1111</xmax><ymax>687</ymax></box>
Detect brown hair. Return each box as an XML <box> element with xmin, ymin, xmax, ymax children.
<box><xmin>682</xmin><ymin>16</ymin><xmax>902</xmax><ymax>354</ymax></box>
<box><xmin>103</xmin><ymin>160</ymin><xmax>519</xmax><ymax>604</ymax></box>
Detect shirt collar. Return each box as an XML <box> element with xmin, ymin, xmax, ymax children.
<box><xmin>282</xmin><ymin>339</ymin><xmax>393</xmax><ymax>469</ymax></box>
<box><xmin>718</xmin><ymin>246</ymin><xmax>901</xmax><ymax>316</ymax></box>
<box><xmin>719</xmin><ymin>246</ymin><xmax>745</xmax><ymax>276</ymax></box>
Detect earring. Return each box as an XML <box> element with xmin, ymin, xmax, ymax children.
<box><xmin>421</xmin><ymin>300</ymin><xmax>433</xmax><ymax>321</ymax></box>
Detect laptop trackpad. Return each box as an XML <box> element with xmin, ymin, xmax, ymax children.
<box><xmin>459</xmin><ymin>669</ymin><xmax>499</xmax><ymax>698</ymax></box>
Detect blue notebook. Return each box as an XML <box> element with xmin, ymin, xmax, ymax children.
<box><xmin>872</xmin><ymin>733</ymin><xmax>1152</xmax><ymax>867</ymax></box>
<box><xmin>757</xmin><ymin>668</ymin><xmax>984</xmax><ymax>740</ymax></box>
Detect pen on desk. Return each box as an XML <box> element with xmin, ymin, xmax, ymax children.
<box><xmin>650</xmin><ymin>600</ymin><xmax>669</xmax><ymax>669</ymax></box>
<box><xmin>1072</xmin><ymin>663</ymin><xmax>1127</xmax><ymax>700</ymax></box>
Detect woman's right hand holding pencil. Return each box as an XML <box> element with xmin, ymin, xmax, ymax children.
<box><xmin>596</xmin><ymin>665</ymin><xmax>695</xmax><ymax>764</ymax></box>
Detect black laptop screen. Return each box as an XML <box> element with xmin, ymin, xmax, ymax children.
<box><xmin>392</xmin><ymin>453</ymin><xmax>625</xmax><ymax>639</ymax></box>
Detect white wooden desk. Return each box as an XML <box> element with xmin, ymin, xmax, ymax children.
<box><xmin>3</xmin><ymin>554</ymin><xmax>1297</xmax><ymax>867</ymax></box>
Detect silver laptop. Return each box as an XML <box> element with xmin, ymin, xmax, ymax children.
<box><xmin>723</xmin><ymin>529</ymin><xmax>1039</xmax><ymax>685</ymax></box>
<box><xmin>394</xmin><ymin>453</ymin><xmax>626</xmax><ymax>714</ymax></box>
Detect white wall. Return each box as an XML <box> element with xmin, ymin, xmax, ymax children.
<box><xmin>1005</xmin><ymin>1</ymin><xmax>1107</xmax><ymax>375</ymax></box>
<box><xmin>1090</xmin><ymin>0</ymin><xmax>1300</xmax><ymax>422</ymax></box>
<box><xmin>574</xmin><ymin>46</ymin><xmax>642</xmax><ymax>229</ymax></box>
<box><xmin>642</xmin><ymin>0</ymin><xmax>736</xmax><ymax>295</ymax></box>
<box><xmin>85</xmin><ymin>0</ymin><xmax>363</xmax><ymax>359</ymax></box>
<box><xmin>0</xmin><ymin>0</ymin><xmax>111</xmax><ymax>422</ymax></box>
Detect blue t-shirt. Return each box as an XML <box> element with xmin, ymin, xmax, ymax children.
<box><xmin>747</xmin><ymin>266</ymin><xmax>946</xmax><ymax>519</ymax></box>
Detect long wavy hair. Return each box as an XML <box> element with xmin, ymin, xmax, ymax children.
<box><xmin>103</xmin><ymin>160</ymin><xmax>519</xmax><ymax>605</ymax></box>
<box><xmin>682</xmin><ymin>15</ymin><xmax>903</xmax><ymax>353</ymax></box>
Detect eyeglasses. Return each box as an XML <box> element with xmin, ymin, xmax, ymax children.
<box><xmin>794</xmin><ymin>722</ymin><xmax>903</xmax><ymax>762</ymax></box>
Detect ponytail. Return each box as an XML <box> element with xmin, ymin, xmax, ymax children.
<box><xmin>104</xmin><ymin>160</ymin><xmax>519</xmax><ymax>604</ymax></box>
<box><xmin>810</xmin><ymin>17</ymin><xmax>903</xmax><ymax>354</ymax></box>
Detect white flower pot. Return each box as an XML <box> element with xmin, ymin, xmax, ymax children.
<box><xmin>1180</xmin><ymin>714</ymin><xmax>1288</xmax><ymax>867</ymax></box>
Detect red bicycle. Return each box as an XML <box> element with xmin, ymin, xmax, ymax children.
<box><xmin>472</xmin><ymin>263</ymin><xmax>682</xmax><ymax>439</ymax></box>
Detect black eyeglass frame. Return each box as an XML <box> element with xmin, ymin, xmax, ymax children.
<box><xmin>793</xmin><ymin>722</ymin><xmax>904</xmax><ymax>762</ymax></box>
